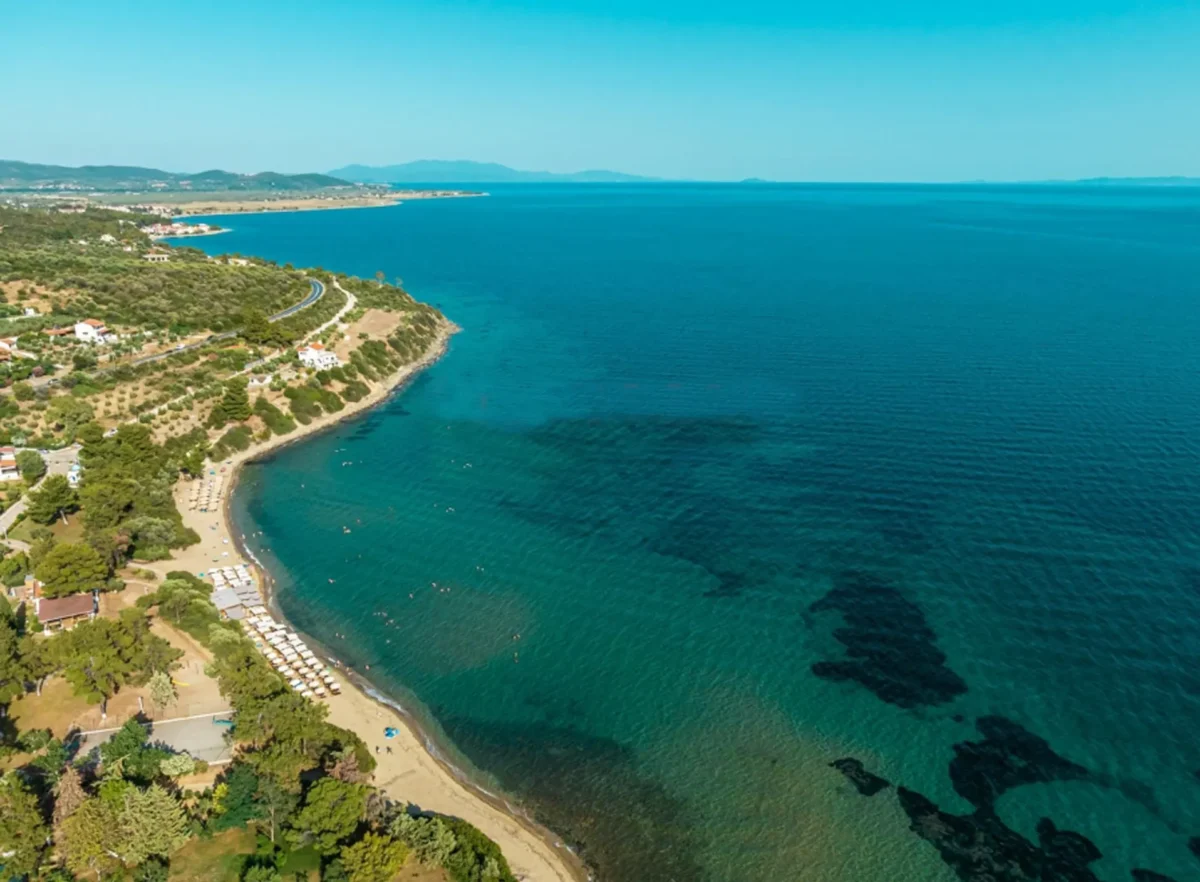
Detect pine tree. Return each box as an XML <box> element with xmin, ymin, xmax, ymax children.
<box><xmin>61</xmin><ymin>797</ymin><xmax>122</xmax><ymax>880</ymax></box>
<box><xmin>26</xmin><ymin>474</ymin><xmax>80</xmax><ymax>525</ymax></box>
<box><xmin>0</xmin><ymin>773</ymin><xmax>49</xmax><ymax>878</ymax></box>
<box><xmin>120</xmin><ymin>784</ymin><xmax>188</xmax><ymax>864</ymax></box>
<box><xmin>34</xmin><ymin>541</ymin><xmax>107</xmax><ymax>597</ymax></box>
<box><xmin>221</xmin><ymin>380</ymin><xmax>252</xmax><ymax>423</ymax></box>
<box><xmin>53</xmin><ymin>765</ymin><xmax>87</xmax><ymax>830</ymax></box>
<box><xmin>0</xmin><ymin>613</ymin><xmax>28</xmax><ymax>703</ymax></box>
<box><xmin>340</xmin><ymin>832</ymin><xmax>408</xmax><ymax>882</ymax></box>
<box><xmin>287</xmin><ymin>777</ymin><xmax>367</xmax><ymax>854</ymax></box>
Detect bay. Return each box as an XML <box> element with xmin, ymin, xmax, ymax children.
<box><xmin>202</xmin><ymin>183</ymin><xmax>1200</xmax><ymax>881</ymax></box>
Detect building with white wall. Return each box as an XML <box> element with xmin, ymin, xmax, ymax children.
<box><xmin>297</xmin><ymin>342</ymin><xmax>340</xmax><ymax>370</ymax></box>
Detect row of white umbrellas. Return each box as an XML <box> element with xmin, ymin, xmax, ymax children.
<box><xmin>245</xmin><ymin>613</ymin><xmax>340</xmax><ymax>699</ymax></box>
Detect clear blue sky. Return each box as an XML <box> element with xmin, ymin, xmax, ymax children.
<box><xmin>4</xmin><ymin>0</ymin><xmax>1199</xmax><ymax>181</ymax></box>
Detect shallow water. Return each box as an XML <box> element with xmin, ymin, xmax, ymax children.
<box><xmin>210</xmin><ymin>184</ymin><xmax>1200</xmax><ymax>881</ymax></box>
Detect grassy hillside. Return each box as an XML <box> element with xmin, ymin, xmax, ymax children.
<box><xmin>0</xmin><ymin>205</ymin><xmax>310</xmax><ymax>331</ymax></box>
<box><xmin>0</xmin><ymin>204</ymin><xmax>448</xmax><ymax>458</ymax></box>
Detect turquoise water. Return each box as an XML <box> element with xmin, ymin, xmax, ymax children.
<box><xmin>208</xmin><ymin>185</ymin><xmax>1200</xmax><ymax>881</ymax></box>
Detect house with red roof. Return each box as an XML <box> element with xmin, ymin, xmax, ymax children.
<box><xmin>35</xmin><ymin>593</ymin><xmax>96</xmax><ymax>631</ymax></box>
<box><xmin>297</xmin><ymin>341</ymin><xmax>340</xmax><ymax>370</ymax></box>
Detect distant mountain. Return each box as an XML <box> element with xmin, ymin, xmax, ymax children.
<box><xmin>0</xmin><ymin>160</ymin><xmax>352</xmax><ymax>192</ymax></box>
<box><xmin>1053</xmin><ymin>176</ymin><xmax>1200</xmax><ymax>187</ymax></box>
<box><xmin>328</xmin><ymin>160</ymin><xmax>659</xmax><ymax>184</ymax></box>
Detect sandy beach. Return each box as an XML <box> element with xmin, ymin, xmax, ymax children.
<box><xmin>156</xmin><ymin>321</ymin><xmax>589</xmax><ymax>882</ymax></box>
<box><xmin>127</xmin><ymin>190</ymin><xmax>485</xmax><ymax>217</ymax></box>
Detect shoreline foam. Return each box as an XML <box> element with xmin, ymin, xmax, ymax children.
<box><xmin>165</xmin><ymin>316</ymin><xmax>591</xmax><ymax>882</ymax></box>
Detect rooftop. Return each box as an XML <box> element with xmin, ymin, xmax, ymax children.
<box><xmin>211</xmin><ymin>587</ymin><xmax>244</xmax><ymax>611</ymax></box>
<box><xmin>38</xmin><ymin>594</ymin><xmax>95</xmax><ymax>622</ymax></box>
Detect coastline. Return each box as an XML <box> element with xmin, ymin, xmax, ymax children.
<box><xmin>150</xmin><ymin>228</ymin><xmax>232</xmax><ymax>240</ymax></box>
<box><xmin>163</xmin><ymin>319</ymin><xmax>590</xmax><ymax>882</ymax></box>
<box><xmin>162</xmin><ymin>191</ymin><xmax>486</xmax><ymax>217</ymax></box>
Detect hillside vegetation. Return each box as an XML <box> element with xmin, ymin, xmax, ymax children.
<box><xmin>0</xmin><ymin>199</ymin><xmax>506</xmax><ymax>882</ymax></box>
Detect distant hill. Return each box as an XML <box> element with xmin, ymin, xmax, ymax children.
<box><xmin>1054</xmin><ymin>176</ymin><xmax>1200</xmax><ymax>187</ymax></box>
<box><xmin>328</xmin><ymin>160</ymin><xmax>659</xmax><ymax>184</ymax></box>
<box><xmin>0</xmin><ymin>160</ymin><xmax>352</xmax><ymax>192</ymax></box>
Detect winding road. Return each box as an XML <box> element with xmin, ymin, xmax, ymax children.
<box><xmin>34</xmin><ymin>279</ymin><xmax>327</xmax><ymax>389</ymax></box>
<box><xmin>130</xmin><ymin>278</ymin><xmax>356</xmax><ymax>424</ymax></box>
<box><xmin>119</xmin><ymin>277</ymin><xmax>326</xmax><ymax>370</ymax></box>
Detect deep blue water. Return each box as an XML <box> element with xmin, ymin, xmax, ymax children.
<box><xmin>206</xmin><ymin>184</ymin><xmax>1200</xmax><ymax>881</ymax></box>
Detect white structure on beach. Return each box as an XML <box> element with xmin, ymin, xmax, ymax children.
<box><xmin>297</xmin><ymin>342</ymin><xmax>340</xmax><ymax>370</ymax></box>
<box><xmin>74</xmin><ymin>318</ymin><xmax>111</xmax><ymax>343</ymax></box>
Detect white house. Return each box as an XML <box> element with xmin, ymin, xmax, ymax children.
<box><xmin>0</xmin><ymin>447</ymin><xmax>19</xmax><ymax>482</ymax></box>
<box><xmin>23</xmin><ymin>307</ymin><xmax>37</xmax><ymax>317</ymax></box>
<box><xmin>0</xmin><ymin>337</ymin><xmax>18</xmax><ymax>353</ymax></box>
<box><xmin>74</xmin><ymin>318</ymin><xmax>110</xmax><ymax>343</ymax></box>
<box><xmin>297</xmin><ymin>342</ymin><xmax>340</xmax><ymax>370</ymax></box>
<box><xmin>143</xmin><ymin>252</ymin><xmax>170</xmax><ymax>263</ymax></box>
<box><xmin>99</xmin><ymin>234</ymin><xmax>117</xmax><ymax>244</ymax></box>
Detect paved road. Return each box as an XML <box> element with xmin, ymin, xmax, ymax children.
<box><xmin>111</xmin><ymin>278</ymin><xmax>325</xmax><ymax>370</ymax></box>
<box><xmin>269</xmin><ymin>277</ymin><xmax>324</xmax><ymax>320</ymax></box>
<box><xmin>0</xmin><ymin>446</ymin><xmax>80</xmax><ymax>548</ymax></box>
<box><xmin>78</xmin><ymin>710</ymin><xmax>235</xmax><ymax>765</ymax></box>
<box><xmin>135</xmin><ymin>278</ymin><xmax>355</xmax><ymax>425</ymax></box>
<box><xmin>39</xmin><ymin>278</ymin><xmax>326</xmax><ymax>387</ymax></box>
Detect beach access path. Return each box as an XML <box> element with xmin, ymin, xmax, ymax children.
<box><xmin>151</xmin><ymin>321</ymin><xmax>589</xmax><ymax>882</ymax></box>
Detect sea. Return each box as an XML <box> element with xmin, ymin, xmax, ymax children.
<box><xmin>189</xmin><ymin>184</ymin><xmax>1200</xmax><ymax>881</ymax></box>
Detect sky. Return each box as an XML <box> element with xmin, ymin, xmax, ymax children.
<box><xmin>3</xmin><ymin>0</ymin><xmax>1199</xmax><ymax>182</ymax></box>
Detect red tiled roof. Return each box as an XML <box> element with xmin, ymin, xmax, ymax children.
<box><xmin>83</xmin><ymin>318</ymin><xmax>106</xmax><ymax>328</ymax></box>
<box><xmin>37</xmin><ymin>594</ymin><xmax>94</xmax><ymax>622</ymax></box>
